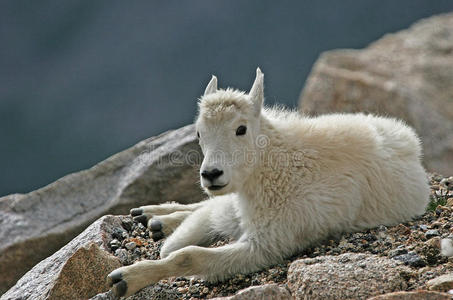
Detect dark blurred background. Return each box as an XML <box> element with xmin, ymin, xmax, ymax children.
<box><xmin>1</xmin><ymin>1</ymin><xmax>452</xmax><ymax>197</ymax></box>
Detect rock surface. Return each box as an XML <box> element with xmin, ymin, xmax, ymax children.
<box><xmin>368</xmin><ymin>290</ymin><xmax>452</xmax><ymax>300</ymax></box>
<box><xmin>5</xmin><ymin>173</ymin><xmax>453</xmax><ymax>299</ymax></box>
<box><xmin>212</xmin><ymin>284</ymin><xmax>292</xmax><ymax>300</ymax></box>
<box><xmin>48</xmin><ymin>243</ymin><xmax>121</xmax><ymax>300</ymax></box>
<box><xmin>299</xmin><ymin>13</ymin><xmax>453</xmax><ymax>174</ymax></box>
<box><xmin>427</xmin><ymin>273</ymin><xmax>453</xmax><ymax>292</ymax></box>
<box><xmin>0</xmin><ymin>124</ymin><xmax>203</xmax><ymax>293</ymax></box>
<box><xmin>287</xmin><ymin>253</ymin><xmax>412</xmax><ymax>299</ymax></box>
<box><xmin>1</xmin><ymin>215</ymin><xmax>122</xmax><ymax>300</ymax></box>
<box><xmin>85</xmin><ymin>174</ymin><xmax>453</xmax><ymax>300</ymax></box>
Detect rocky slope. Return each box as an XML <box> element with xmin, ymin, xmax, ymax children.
<box><xmin>4</xmin><ymin>174</ymin><xmax>451</xmax><ymax>300</ymax></box>
<box><xmin>88</xmin><ymin>174</ymin><xmax>452</xmax><ymax>300</ymax></box>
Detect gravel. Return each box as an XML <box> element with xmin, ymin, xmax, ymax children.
<box><xmin>107</xmin><ymin>173</ymin><xmax>453</xmax><ymax>299</ymax></box>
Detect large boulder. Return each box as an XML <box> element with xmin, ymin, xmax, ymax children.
<box><xmin>299</xmin><ymin>13</ymin><xmax>453</xmax><ymax>174</ymax></box>
<box><xmin>287</xmin><ymin>253</ymin><xmax>412</xmax><ymax>299</ymax></box>
<box><xmin>0</xmin><ymin>124</ymin><xmax>204</xmax><ymax>293</ymax></box>
<box><xmin>1</xmin><ymin>215</ymin><xmax>122</xmax><ymax>300</ymax></box>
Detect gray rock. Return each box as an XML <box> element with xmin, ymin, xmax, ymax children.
<box><xmin>0</xmin><ymin>124</ymin><xmax>203</xmax><ymax>293</ymax></box>
<box><xmin>299</xmin><ymin>13</ymin><xmax>453</xmax><ymax>175</ymax></box>
<box><xmin>287</xmin><ymin>253</ymin><xmax>412</xmax><ymax>299</ymax></box>
<box><xmin>388</xmin><ymin>246</ymin><xmax>408</xmax><ymax>258</ymax></box>
<box><xmin>89</xmin><ymin>290</ymin><xmax>117</xmax><ymax>300</ymax></box>
<box><xmin>122</xmin><ymin>218</ymin><xmax>134</xmax><ymax>232</ymax></box>
<box><xmin>377</xmin><ymin>225</ymin><xmax>388</xmax><ymax>232</ymax></box>
<box><xmin>92</xmin><ymin>284</ymin><xmax>183</xmax><ymax>300</ymax></box>
<box><xmin>212</xmin><ymin>284</ymin><xmax>292</xmax><ymax>300</ymax></box>
<box><xmin>1</xmin><ymin>215</ymin><xmax>122</xmax><ymax>300</ymax></box>
<box><xmin>115</xmin><ymin>248</ymin><xmax>132</xmax><ymax>265</ymax></box>
<box><xmin>426</xmin><ymin>229</ymin><xmax>441</xmax><ymax>239</ymax></box>
<box><xmin>440</xmin><ymin>177</ymin><xmax>453</xmax><ymax>190</ymax></box>
<box><xmin>393</xmin><ymin>251</ymin><xmax>426</xmax><ymax>267</ymax></box>
<box><xmin>125</xmin><ymin>242</ymin><xmax>137</xmax><ymax>250</ymax></box>
<box><xmin>419</xmin><ymin>224</ymin><xmax>429</xmax><ymax>231</ymax></box>
<box><xmin>109</xmin><ymin>239</ymin><xmax>121</xmax><ymax>251</ymax></box>
<box><xmin>188</xmin><ymin>284</ymin><xmax>200</xmax><ymax>294</ymax></box>
<box><xmin>112</xmin><ymin>227</ymin><xmax>128</xmax><ymax>240</ymax></box>
<box><xmin>116</xmin><ymin>283</ymin><xmax>181</xmax><ymax>300</ymax></box>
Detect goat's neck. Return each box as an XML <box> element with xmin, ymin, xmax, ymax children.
<box><xmin>238</xmin><ymin>115</ymin><xmax>278</xmax><ymax>210</ymax></box>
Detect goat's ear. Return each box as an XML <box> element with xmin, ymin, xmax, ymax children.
<box><xmin>204</xmin><ymin>75</ymin><xmax>218</xmax><ymax>96</ymax></box>
<box><xmin>249</xmin><ymin>68</ymin><xmax>264</xmax><ymax>116</ymax></box>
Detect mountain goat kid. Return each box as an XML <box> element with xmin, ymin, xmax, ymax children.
<box><xmin>108</xmin><ymin>68</ymin><xmax>429</xmax><ymax>297</ymax></box>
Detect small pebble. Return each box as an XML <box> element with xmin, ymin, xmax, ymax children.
<box><xmin>189</xmin><ymin>285</ymin><xmax>200</xmax><ymax>293</ymax></box>
<box><xmin>431</xmin><ymin>185</ymin><xmax>440</xmax><ymax>191</ymax></box>
<box><xmin>425</xmin><ymin>229</ymin><xmax>440</xmax><ymax>239</ymax></box>
<box><xmin>377</xmin><ymin>225</ymin><xmax>387</xmax><ymax>232</ymax></box>
<box><xmin>388</xmin><ymin>245</ymin><xmax>407</xmax><ymax>258</ymax></box>
<box><xmin>440</xmin><ymin>177</ymin><xmax>452</xmax><ymax>189</ymax></box>
<box><xmin>431</xmin><ymin>221</ymin><xmax>443</xmax><ymax>228</ymax></box>
<box><xmin>125</xmin><ymin>241</ymin><xmax>137</xmax><ymax>250</ymax></box>
<box><xmin>112</xmin><ymin>228</ymin><xmax>126</xmax><ymax>240</ymax></box>
<box><xmin>109</xmin><ymin>239</ymin><xmax>121</xmax><ymax>251</ymax></box>
<box><xmin>419</xmin><ymin>224</ymin><xmax>428</xmax><ymax>231</ymax></box>
<box><xmin>114</xmin><ymin>248</ymin><xmax>131</xmax><ymax>265</ymax></box>
<box><xmin>447</xmin><ymin>198</ymin><xmax>453</xmax><ymax>207</ymax></box>
<box><xmin>122</xmin><ymin>218</ymin><xmax>134</xmax><ymax>231</ymax></box>
<box><xmin>393</xmin><ymin>252</ymin><xmax>426</xmax><ymax>267</ymax></box>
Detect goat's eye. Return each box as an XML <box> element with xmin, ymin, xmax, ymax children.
<box><xmin>236</xmin><ymin>125</ymin><xmax>247</xmax><ymax>136</ymax></box>
<box><xmin>197</xmin><ymin>131</ymin><xmax>200</xmax><ymax>139</ymax></box>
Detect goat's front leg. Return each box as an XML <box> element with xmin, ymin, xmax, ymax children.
<box><xmin>130</xmin><ymin>201</ymin><xmax>206</xmax><ymax>240</ymax></box>
<box><xmin>159</xmin><ymin>194</ymin><xmax>241</xmax><ymax>257</ymax></box>
<box><xmin>107</xmin><ymin>242</ymin><xmax>272</xmax><ymax>298</ymax></box>
<box><xmin>131</xmin><ymin>201</ymin><xmax>206</xmax><ymax>217</ymax></box>
<box><xmin>147</xmin><ymin>211</ymin><xmax>193</xmax><ymax>241</ymax></box>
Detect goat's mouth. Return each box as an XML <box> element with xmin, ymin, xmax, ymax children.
<box><xmin>207</xmin><ymin>184</ymin><xmax>228</xmax><ymax>191</ymax></box>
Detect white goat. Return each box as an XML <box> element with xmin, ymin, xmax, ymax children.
<box><xmin>108</xmin><ymin>68</ymin><xmax>429</xmax><ymax>298</ymax></box>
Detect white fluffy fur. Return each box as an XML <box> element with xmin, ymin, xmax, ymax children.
<box><xmin>108</xmin><ymin>68</ymin><xmax>429</xmax><ymax>297</ymax></box>
<box><xmin>441</xmin><ymin>238</ymin><xmax>453</xmax><ymax>257</ymax></box>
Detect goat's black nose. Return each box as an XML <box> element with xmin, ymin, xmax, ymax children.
<box><xmin>201</xmin><ymin>169</ymin><xmax>223</xmax><ymax>182</ymax></box>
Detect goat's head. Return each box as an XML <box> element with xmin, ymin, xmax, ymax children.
<box><xmin>195</xmin><ymin>68</ymin><xmax>265</xmax><ymax>196</ymax></box>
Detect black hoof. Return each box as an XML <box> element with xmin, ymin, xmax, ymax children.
<box><xmin>152</xmin><ymin>231</ymin><xmax>164</xmax><ymax>241</ymax></box>
<box><xmin>108</xmin><ymin>270</ymin><xmax>128</xmax><ymax>297</ymax></box>
<box><xmin>108</xmin><ymin>269</ymin><xmax>123</xmax><ymax>285</ymax></box>
<box><xmin>130</xmin><ymin>208</ymin><xmax>143</xmax><ymax>217</ymax></box>
<box><xmin>150</xmin><ymin>219</ymin><xmax>162</xmax><ymax>231</ymax></box>
<box><xmin>133</xmin><ymin>214</ymin><xmax>148</xmax><ymax>227</ymax></box>
<box><xmin>113</xmin><ymin>280</ymin><xmax>128</xmax><ymax>297</ymax></box>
